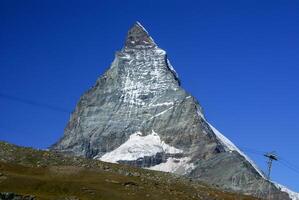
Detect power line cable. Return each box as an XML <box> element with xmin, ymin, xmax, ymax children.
<box><xmin>0</xmin><ymin>92</ymin><xmax>71</xmax><ymax>113</ymax></box>
<box><xmin>278</xmin><ymin>159</ymin><xmax>299</xmax><ymax>175</ymax></box>
<box><xmin>280</xmin><ymin>157</ymin><xmax>299</xmax><ymax>169</ymax></box>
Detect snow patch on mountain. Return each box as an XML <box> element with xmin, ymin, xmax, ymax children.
<box><xmin>96</xmin><ymin>130</ymin><xmax>183</xmax><ymax>163</ymax></box>
<box><xmin>274</xmin><ymin>183</ymin><xmax>299</xmax><ymax>200</ymax></box>
<box><xmin>148</xmin><ymin>106</ymin><xmax>174</xmax><ymax>120</ymax></box>
<box><xmin>166</xmin><ymin>59</ymin><xmax>179</xmax><ymax>80</ymax></box>
<box><xmin>149</xmin><ymin>101</ymin><xmax>174</xmax><ymax>107</ymax></box>
<box><xmin>196</xmin><ymin>107</ymin><xmax>205</xmax><ymax>119</ymax></box>
<box><xmin>147</xmin><ymin>157</ymin><xmax>195</xmax><ymax>175</ymax></box>
<box><xmin>207</xmin><ymin>122</ymin><xmax>266</xmax><ymax>179</ymax></box>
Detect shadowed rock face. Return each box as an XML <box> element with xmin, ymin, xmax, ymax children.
<box><xmin>51</xmin><ymin>22</ymin><xmax>291</xmax><ymax>200</ymax></box>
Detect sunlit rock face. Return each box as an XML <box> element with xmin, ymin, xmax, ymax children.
<box><xmin>51</xmin><ymin>22</ymin><xmax>292</xmax><ymax>200</ymax></box>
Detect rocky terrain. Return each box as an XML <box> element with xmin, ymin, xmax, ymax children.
<box><xmin>0</xmin><ymin>192</ymin><xmax>35</xmax><ymax>200</ymax></box>
<box><xmin>50</xmin><ymin>22</ymin><xmax>294</xmax><ymax>199</ymax></box>
<box><xmin>0</xmin><ymin>141</ymin><xmax>259</xmax><ymax>200</ymax></box>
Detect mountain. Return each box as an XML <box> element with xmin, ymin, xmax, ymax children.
<box><xmin>0</xmin><ymin>141</ymin><xmax>258</xmax><ymax>200</ymax></box>
<box><xmin>51</xmin><ymin>22</ymin><xmax>297</xmax><ymax>200</ymax></box>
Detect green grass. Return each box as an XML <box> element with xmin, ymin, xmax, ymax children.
<box><xmin>0</xmin><ymin>142</ymin><xmax>259</xmax><ymax>200</ymax></box>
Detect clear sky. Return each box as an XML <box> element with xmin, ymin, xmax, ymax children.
<box><xmin>0</xmin><ymin>0</ymin><xmax>298</xmax><ymax>192</ymax></box>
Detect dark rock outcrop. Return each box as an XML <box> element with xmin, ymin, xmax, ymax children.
<box><xmin>0</xmin><ymin>193</ymin><xmax>35</xmax><ymax>200</ymax></box>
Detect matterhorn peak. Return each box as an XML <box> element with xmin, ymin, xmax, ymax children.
<box><xmin>125</xmin><ymin>22</ymin><xmax>157</xmax><ymax>49</ymax></box>
<box><xmin>52</xmin><ymin>22</ymin><xmax>296</xmax><ymax>200</ymax></box>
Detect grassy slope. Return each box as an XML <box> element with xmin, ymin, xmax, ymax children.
<box><xmin>0</xmin><ymin>142</ymin><xmax>259</xmax><ymax>200</ymax></box>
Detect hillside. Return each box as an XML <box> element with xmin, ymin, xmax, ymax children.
<box><xmin>0</xmin><ymin>141</ymin><xmax>258</xmax><ymax>200</ymax></box>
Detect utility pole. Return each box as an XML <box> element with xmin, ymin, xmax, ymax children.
<box><xmin>264</xmin><ymin>152</ymin><xmax>278</xmax><ymax>180</ymax></box>
<box><xmin>264</xmin><ymin>152</ymin><xmax>278</xmax><ymax>200</ymax></box>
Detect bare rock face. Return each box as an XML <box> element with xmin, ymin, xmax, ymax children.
<box><xmin>51</xmin><ymin>22</ymin><xmax>292</xmax><ymax>200</ymax></box>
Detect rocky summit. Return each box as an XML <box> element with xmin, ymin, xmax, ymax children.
<box><xmin>51</xmin><ymin>22</ymin><xmax>295</xmax><ymax>200</ymax></box>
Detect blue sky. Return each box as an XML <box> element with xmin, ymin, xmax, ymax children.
<box><xmin>0</xmin><ymin>0</ymin><xmax>299</xmax><ymax>191</ymax></box>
